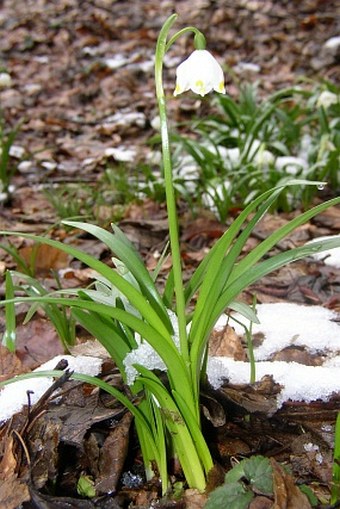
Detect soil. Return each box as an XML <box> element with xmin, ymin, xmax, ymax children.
<box><xmin>0</xmin><ymin>1</ymin><xmax>339</xmax><ymax>508</ymax></box>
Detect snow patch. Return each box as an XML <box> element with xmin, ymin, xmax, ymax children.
<box><xmin>307</xmin><ymin>235</ymin><xmax>340</xmax><ymax>268</ymax></box>
<box><xmin>227</xmin><ymin>303</ymin><xmax>339</xmax><ymax>360</ymax></box>
<box><xmin>207</xmin><ymin>357</ymin><xmax>340</xmax><ymax>408</ymax></box>
<box><xmin>0</xmin><ymin>355</ymin><xmax>102</xmax><ymax>423</ymax></box>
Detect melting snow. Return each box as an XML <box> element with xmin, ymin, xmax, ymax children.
<box><xmin>207</xmin><ymin>357</ymin><xmax>340</xmax><ymax>408</ymax></box>
<box><xmin>209</xmin><ymin>302</ymin><xmax>340</xmax><ymax>407</ymax></box>
<box><xmin>0</xmin><ymin>355</ymin><xmax>102</xmax><ymax>424</ymax></box>
<box><xmin>1</xmin><ymin>302</ymin><xmax>339</xmax><ymax>421</ymax></box>
<box><xmin>307</xmin><ymin>235</ymin><xmax>340</xmax><ymax>268</ymax></box>
<box><xmin>225</xmin><ymin>302</ymin><xmax>339</xmax><ymax>360</ymax></box>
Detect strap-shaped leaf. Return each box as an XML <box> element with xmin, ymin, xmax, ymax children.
<box><xmin>135</xmin><ymin>364</ymin><xmax>207</xmax><ymax>491</ymax></box>
<box><xmin>227</xmin><ymin>195</ymin><xmax>340</xmax><ymax>287</ymax></box>
<box><xmin>228</xmin><ymin>301</ymin><xmax>259</xmax><ymax>324</ymax></box>
<box><xmin>186</xmin><ymin>183</ymin><xmax>297</xmax><ymax>304</ymax></box>
<box><xmin>213</xmin><ymin>235</ymin><xmax>340</xmax><ymax>327</ymax></box>
<box><xmin>71</xmin><ymin>308</ymin><xmax>132</xmax><ymax>379</ymax></box>
<box><xmin>0</xmin><ymin>231</ymin><xmax>171</xmax><ymax>341</ymax></box>
<box><xmin>0</xmin><ymin>294</ymin><xmax>196</xmax><ymax>407</ymax></box>
<box><xmin>63</xmin><ymin>221</ymin><xmax>172</xmax><ymax>333</ymax></box>
<box><xmin>188</xmin><ymin>186</ymin><xmax>284</xmax><ymax>391</ymax></box>
<box><xmin>2</xmin><ymin>271</ymin><xmax>16</xmax><ymax>352</ymax></box>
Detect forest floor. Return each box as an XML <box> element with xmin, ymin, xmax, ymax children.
<box><xmin>0</xmin><ymin>1</ymin><xmax>339</xmax><ymax>508</ymax></box>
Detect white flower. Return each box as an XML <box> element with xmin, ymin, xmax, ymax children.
<box><xmin>0</xmin><ymin>72</ymin><xmax>12</xmax><ymax>89</ymax></box>
<box><xmin>275</xmin><ymin>156</ymin><xmax>308</xmax><ymax>175</ymax></box>
<box><xmin>174</xmin><ymin>49</ymin><xmax>225</xmax><ymax>97</ymax></box>
<box><xmin>316</xmin><ymin>90</ymin><xmax>338</xmax><ymax>109</ymax></box>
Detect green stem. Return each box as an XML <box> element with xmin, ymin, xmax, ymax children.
<box><xmin>165</xmin><ymin>26</ymin><xmax>206</xmax><ymax>51</ymax></box>
<box><xmin>153</xmin><ymin>17</ymin><xmax>215</xmax><ymax>490</ymax></box>
<box><xmin>154</xmin><ymin>14</ymin><xmax>190</xmax><ymax>368</ymax></box>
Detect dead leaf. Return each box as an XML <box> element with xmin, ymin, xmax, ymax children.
<box><xmin>201</xmin><ymin>393</ymin><xmax>226</xmax><ymax>427</ymax></box>
<box><xmin>15</xmin><ymin>317</ymin><xmax>64</xmax><ymax>371</ymax></box>
<box><xmin>58</xmin><ymin>389</ymin><xmax>123</xmax><ymax>448</ymax></box>
<box><xmin>0</xmin><ymin>435</ymin><xmax>17</xmax><ymax>481</ymax></box>
<box><xmin>183</xmin><ymin>488</ymin><xmax>208</xmax><ymax>509</ymax></box>
<box><xmin>29</xmin><ymin>489</ymin><xmax>96</xmax><ymax>508</ymax></box>
<box><xmin>95</xmin><ymin>411</ymin><xmax>133</xmax><ymax>494</ymax></box>
<box><xmin>209</xmin><ymin>324</ymin><xmax>246</xmax><ymax>360</ymax></box>
<box><xmin>272</xmin><ymin>346</ymin><xmax>323</xmax><ymax>366</ymax></box>
<box><xmin>0</xmin><ymin>477</ymin><xmax>30</xmax><ymax>509</ymax></box>
<box><xmin>18</xmin><ymin>244</ymin><xmax>70</xmax><ymax>275</ymax></box>
<box><xmin>216</xmin><ymin>437</ymin><xmax>251</xmax><ymax>461</ymax></box>
<box><xmin>219</xmin><ymin>376</ymin><xmax>280</xmax><ymax>416</ymax></box>
<box><xmin>29</xmin><ymin>414</ymin><xmax>62</xmax><ymax>489</ymax></box>
<box><xmin>0</xmin><ymin>426</ymin><xmax>30</xmax><ymax>509</ymax></box>
<box><xmin>0</xmin><ymin>346</ymin><xmax>23</xmax><ymax>382</ymax></box>
<box><xmin>70</xmin><ymin>339</ymin><xmax>109</xmax><ymax>359</ymax></box>
<box><xmin>181</xmin><ymin>216</ymin><xmax>226</xmax><ymax>244</ymax></box>
<box><xmin>249</xmin><ymin>496</ymin><xmax>273</xmax><ymax>509</ymax></box>
<box><xmin>312</xmin><ymin>206</ymin><xmax>340</xmax><ymax>231</ymax></box>
<box><xmin>271</xmin><ymin>458</ymin><xmax>312</xmax><ymax>509</ymax></box>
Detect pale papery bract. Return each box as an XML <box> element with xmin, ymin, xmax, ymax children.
<box><xmin>174</xmin><ymin>49</ymin><xmax>225</xmax><ymax>97</ymax></box>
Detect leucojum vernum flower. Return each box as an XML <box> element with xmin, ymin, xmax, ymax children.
<box><xmin>174</xmin><ymin>49</ymin><xmax>226</xmax><ymax>97</ymax></box>
<box><xmin>1</xmin><ymin>12</ymin><xmax>340</xmax><ymax>499</ymax></box>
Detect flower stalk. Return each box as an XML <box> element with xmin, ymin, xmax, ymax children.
<box><xmin>154</xmin><ymin>14</ymin><xmax>190</xmax><ymax>369</ymax></box>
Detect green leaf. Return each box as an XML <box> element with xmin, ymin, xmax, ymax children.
<box><xmin>140</xmin><ymin>394</ymin><xmax>168</xmax><ymax>485</ymax></box>
<box><xmin>210</xmin><ymin>235</ymin><xmax>340</xmax><ymax>334</ymax></box>
<box><xmin>9</xmin><ymin>270</ymin><xmax>75</xmax><ymax>349</ymax></box>
<box><xmin>0</xmin><ymin>293</ymin><xmax>197</xmax><ymax>415</ymax></box>
<box><xmin>299</xmin><ymin>485</ymin><xmax>319</xmax><ymax>507</ymax></box>
<box><xmin>63</xmin><ymin>221</ymin><xmax>173</xmax><ymax>333</ymax></box>
<box><xmin>204</xmin><ymin>482</ymin><xmax>253</xmax><ymax>509</ymax></box>
<box><xmin>224</xmin><ymin>462</ymin><xmax>246</xmax><ymax>484</ymax></box>
<box><xmin>172</xmin><ymin>388</ymin><xmax>213</xmax><ymax>475</ymax></box>
<box><xmin>228</xmin><ymin>301</ymin><xmax>259</xmax><ymax>324</ymax></box>
<box><xmin>227</xmin><ymin>195</ymin><xmax>340</xmax><ymax>287</ymax></box>
<box><xmin>331</xmin><ymin>412</ymin><xmax>340</xmax><ymax>504</ymax></box>
<box><xmin>188</xmin><ymin>186</ymin><xmax>284</xmax><ymax>391</ymax></box>
<box><xmin>71</xmin><ymin>308</ymin><xmax>132</xmax><ymax>379</ymax></box>
<box><xmin>2</xmin><ymin>271</ymin><xmax>16</xmax><ymax>351</ymax></box>
<box><xmin>243</xmin><ymin>456</ymin><xmax>273</xmax><ymax>495</ymax></box>
<box><xmin>0</xmin><ymin>230</ymin><xmax>171</xmax><ymax>341</ymax></box>
<box><xmin>135</xmin><ymin>365</ymin><xmax>208</xmax><ymax>492</ymax></box>
<box><xmin>77</xmin><ymin>475</ymin><xmax>96</xmax><ymax>498</ymax></box>
<box><xmin>185</xmin><ymin>185</ymin><xmax>283</xmax><ymax>305</ymax></box>
<box><xmin>163</xmin><ymin>268</ymin><xmax>175</xmax><ymax>308</ymax></box>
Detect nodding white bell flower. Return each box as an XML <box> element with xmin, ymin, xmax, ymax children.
<box><xmin>174</xmin><ymin>49</ymin><xmax>225</xmax><ymax>97</ymax></box>
<box><xmin>316</xmin><ymin>90</ymin><xmax>338</xmax><ymax>109</ymax></box>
